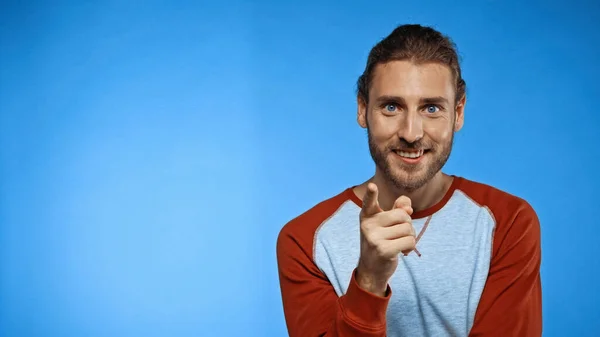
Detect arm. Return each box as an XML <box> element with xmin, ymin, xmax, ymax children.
<box><xmin>469</xmin><ymin>202</ymin><xmax>543</xmax><ymax>336</ymax></box>
<box><xmin>276</xmin><ymin>229</ymin><xmax>391</xmax><ymax>337</ymax></box>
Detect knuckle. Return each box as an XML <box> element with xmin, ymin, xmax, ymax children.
<box><xmin>360</xmin><ymin>219</ymin><xmax>375</xmax><ymax>231</ymax></box>
<box><xmin>398</xmin><ymin>236</ymin><xmax>415</xmax><ymax>252</ymax></box>
<box><xmin>361</xmin><ymin>226</ymin><xmax>378</xmax><ymax>243</ymax></box>
<box><xmin>400</xmin><ymin>222</ymin><xmax>412</xmax><ymax>233</ymax></box>
<box><xmin>375</xmin><ymin>243</ymin><xmax>388</xmax><ymax>257</ymax></box>
<box><xmin>399</xmin><ymin>209</ymin><xmax>411</xmax><ymax>220</ymax></box>
<box><xmin>408</xmin><ymin>236</ymin><xmax>416</xmax><ymax>248</ymax></box>
<box><xmin>364</xmin><ymin>228</ymin><xmax>376</xmax><ymax>240</ymax></box>
<box><xmin>390</xmin><ymin>209</ymin><xmax>406</xmax><ymax>222</ymax></box>
<box><xmin>395</xmin><ymin>224</ymin><xmax>410</xmax><ymax>237</ymax></box>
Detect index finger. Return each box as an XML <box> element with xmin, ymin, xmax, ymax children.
<box><xmin>360</xmin><ymin>182</ymin><xmax>382</xmax><ymax>218</ymax></box>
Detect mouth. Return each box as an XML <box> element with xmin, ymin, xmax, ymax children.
<box><xmin>392</xmin><ymin>149</ymin><xmax>429</xmax><ymax>163</ymax></box>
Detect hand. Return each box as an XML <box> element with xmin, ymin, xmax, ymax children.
<box><xmin>356</xmin><ymin>183</ymin><xmax>416</xmax><ymax>296</ymax></box>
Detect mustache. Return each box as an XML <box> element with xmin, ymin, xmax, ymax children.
<box><xmin>387</xmin><ymin>139</ymin><xmax>430</xmax><ymax>151</ymax></box>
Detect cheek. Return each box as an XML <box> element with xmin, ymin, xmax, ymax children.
<box><xmin>370</xmin><ymin>118</ymin><xmax>399</xmax><ymax>140</ymax></box>
<box><xmin>424</xmin><ymin>123</ymin><xmax>453</xmax><ymax>142</ymax></box>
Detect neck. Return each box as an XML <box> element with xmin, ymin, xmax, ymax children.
<box><xmin>355</xmin><ymin>171</ymin><xmax>454</xmax><ymax>212</ymax></box>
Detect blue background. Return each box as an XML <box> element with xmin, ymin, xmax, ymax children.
<box><xmin>1</xmin><ymin>1</ymin><xmax>599</xmax><ymax>336</ymax></box>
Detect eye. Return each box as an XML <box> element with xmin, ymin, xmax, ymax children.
<box><xmin>425</xmin><ymin>105</ymin><xmax>440</xmax><ymax>113</ymax></box>
<box><xmin>385</xmin><ymin>104</ymin><xmax>397</xmax><ymax>112</ymax></box>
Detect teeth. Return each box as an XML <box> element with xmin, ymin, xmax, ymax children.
<box><xmin>396</xmin><ymin>150</ymin><xmax>424</xmax><ymax>158</ymax></box>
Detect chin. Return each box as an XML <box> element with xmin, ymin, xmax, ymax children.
<box><xmin>385</xmin><ymin>159</ymin><xmax>438</xmax><ymax>190</ymax></box>
<box><xmin>382</xmin><ymin>168</ymin><xmax>425</xmax><ymax>191</ymax></box>
<box><xmin>393</xmin><ymin>175</ymin><xmax>429</xmax><ymax>191</ymax></box>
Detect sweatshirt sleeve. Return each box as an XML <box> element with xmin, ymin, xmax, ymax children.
<box><xmin>277</xmin><ymin>227</ymin><xmax>391</xmax><ymax>337</ymax></box>
<box><xmin>469</xmin><ymin>201</ymin><xmax>543</xmax><ymax>336</ymax></box>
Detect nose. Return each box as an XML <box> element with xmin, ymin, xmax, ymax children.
<box><xmin>397</xmin><ymin>110</ymin><xmax>424</xmax><ymax>143</ymax></box>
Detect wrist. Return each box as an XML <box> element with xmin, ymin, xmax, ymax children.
<box><xmin>355</xmin><ymin>266</ymin><xmax>389</xmax><ymax>297</ymax></box>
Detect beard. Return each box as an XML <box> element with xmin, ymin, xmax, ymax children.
<box><xmin>367</xmin><ymin>128</ymin><xmax>454</xmax><ymax>192</ymax></box>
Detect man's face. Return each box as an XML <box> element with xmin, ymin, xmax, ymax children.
<box><xmin>357</xmin><ymin>60</ymin><xmax>465</xmax><ymax>192</ymax></box>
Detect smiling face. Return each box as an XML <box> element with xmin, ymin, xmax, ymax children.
<box><xmin>358</xmin><ymin>60</ymin><xmax>465</xmax><ymax>192</ymax></box>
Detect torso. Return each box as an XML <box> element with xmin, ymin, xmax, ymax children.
<box><xmin>314</xmin><ymin>178</ymin><xmax>496</xmax><ymax>337</ymax></box>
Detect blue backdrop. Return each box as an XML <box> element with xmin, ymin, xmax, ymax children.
<box><xmin>1</xmin><ymin>1</ymin><xmax>599</xmax><ymax>336</ymax></box>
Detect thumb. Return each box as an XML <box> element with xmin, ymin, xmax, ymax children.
<box><xmin>393</xmin><ymin>195</ymin><xmax>413</xmax><ymax>215</ymax></box>
<box><xmin>360</xmin><ymin>183</ymin><xmax>382</xmax><ymax>218</ymax></box>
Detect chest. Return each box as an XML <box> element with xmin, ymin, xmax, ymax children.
<box><xmin>314</xmin><ymin>199</ymin><xmax>496</xmax><ymax>336</ymax></box>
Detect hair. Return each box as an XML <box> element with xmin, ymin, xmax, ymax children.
<box><xmin>356</xmin><ymin>24</ymin><xmax>466</xmax><ymax>104</ymax></box>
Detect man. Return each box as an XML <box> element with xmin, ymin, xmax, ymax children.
<box><xmin>276</xmin><ymin>24</ymin><xmax>542</xmax><ymax>337</ymax></box>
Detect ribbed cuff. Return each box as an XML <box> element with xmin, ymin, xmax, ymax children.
<box><xmin>338</xmin><ymin>268</ymin><xmax>391</xmax><ymax>329</ymax></box>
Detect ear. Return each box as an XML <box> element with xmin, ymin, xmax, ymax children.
<box><xmin>454</xmin><ymin>95</ymin><xmax>466</xmax><ymax>132</ymax></box>
<box><xmin>357</xmin><ymin>96</ymin><xmax>368</xmax><ymax>129</ymax></box>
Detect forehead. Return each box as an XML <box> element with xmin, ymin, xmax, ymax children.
<box><xmin>369</xmin><ymin>60</ymin><xmax>455</xmax><ymax>101</ymax></box>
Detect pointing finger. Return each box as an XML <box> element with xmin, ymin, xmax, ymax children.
<box><xmin>361</xmin><ymin>183</ymin><xmax>382</xmax><ymax>218</ymax></box>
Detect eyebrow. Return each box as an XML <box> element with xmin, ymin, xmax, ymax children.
<box><xmin>375</xmin><ymin>95</ymin><xmax>450</xmax><ymax>106</ymax></box>
<box><xmin>420</xmin><ymin>96</ymin><xmax>450</xmax><ymax>105</ymax></box>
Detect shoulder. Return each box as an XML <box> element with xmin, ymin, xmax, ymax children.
<box><xmin>455</xmin><ymin>176</ymin><xmax>541</xmax><ymax>256</ymax></box>
<box><xmin>276</xmin><ymin>187</ymin><xmax>357</xmax><ymax>258</ymax></box>
<box><xmin>456</xmin><ymin>176</ymin><xmax>538</xmax><ymax>223</ymax></box>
